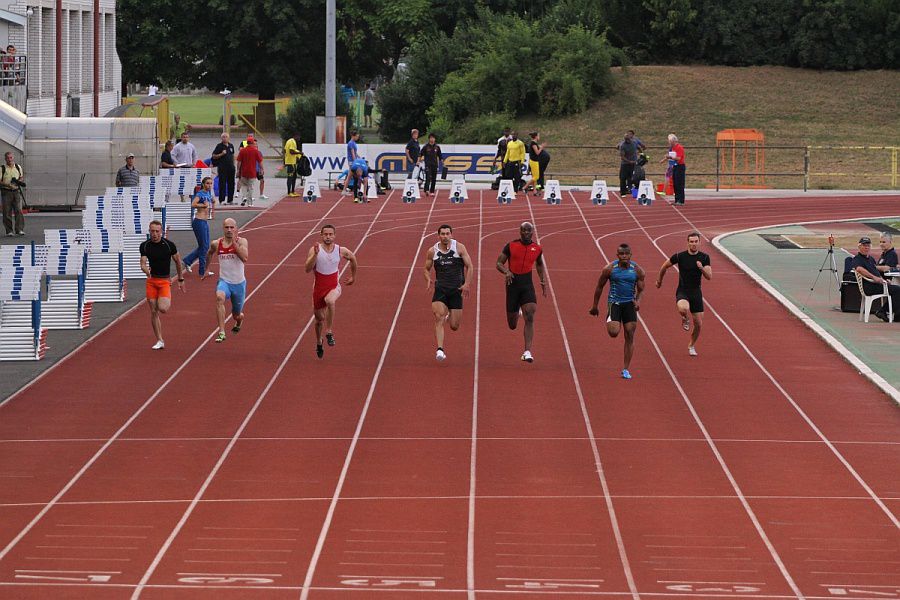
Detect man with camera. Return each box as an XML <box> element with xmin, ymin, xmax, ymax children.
<box><xmin>853</xmin><ymin>236</ymin><xmax>900</xmax><ymax>322</ymax></box>
<box><xmin>0</xmin><ymin>151</ymin><xmax>25</xmax><ymax>236</ymax></box>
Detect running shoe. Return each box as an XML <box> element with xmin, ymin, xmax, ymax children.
<box><xmin>151</xmin><ymin>340</ymin><xmax>165</xmax><ymax>350</ymax></box>
<box><xmin>688</xmin><ymin>346</ymin><xmax>698</xmax><ymax>356</ymax></box>
<box><xmin>215</xmin><ymin>332</ymin><xmax>226</xmax><ymax>343</ymax></box>
<box><xmin>681</xmin><ymin>315</ymin><xmax>691</xmax><ymax>331</ymax></box>
<box><xmin>436</xmin><ymin>348</ymin><xmax>446</xmax><ymax>361</ymax></box>
<box><xmin>183</xmin><ymin>263</ymin><xmax>192</xmax><ymax>273</ymax></box>
<box><xmin>316</xmin><ymin>344</ymin><xmax>324</xmax><ymax>359</ymax></box>
<box><xmin>326</xmin><ymin>332</ymin><xmax>335</xmax><ymax>346</ymax></box>
<box><xmin>232</xmin><ymin>315</ymin><xmax>243</xmax><ymax>333</ymax></box>
<box><xmin>521</xmin><ymin>350</ymin><xmax>534</xmax><ymax>363</ymax></box>
<box><xmin>622</xmin><ymin>369</ymin><xmax>632</xmax><ymax>379</ymax></box>
<box><xmin>259</xmin><ymin>195</ymin><xmax>268</xmax><ymax>201</ymax></box>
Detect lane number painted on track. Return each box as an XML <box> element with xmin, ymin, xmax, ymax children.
<box><xmin>505</xmin><ymin>581</ymin><xmax>602</xmax><ymax>590</ymax></box>
<box><xmin>341</xmin><ymin>577</ymin><xmax>438</xmax><ymax>588</ymax></box>
<box><xmin>666</xmin><ymin>584</ymin><xmax>761</xmax><ymax>594</ymax></box>
<box><xmin>177</xmin><ymin>576</ymin><xmax>275</xmax><ymax>585</ymax></box>
<box><xmin>15</xmin><ymin>571</ymin><xmax>113</xmax><ymax>583</ymax></box>
<box><xmin>827</xmin><ymin>587</ymin><xmax>900</xmax><ymax>598</ymax></box>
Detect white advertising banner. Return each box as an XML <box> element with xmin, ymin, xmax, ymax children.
<box><xmin>301</xmin><ymin>143</ymin><xmax>499</xmax><ymax>184</ymax></box>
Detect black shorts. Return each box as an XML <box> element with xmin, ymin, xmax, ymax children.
<box><xmin>285</xmin><ymin>164</ymin><xmax>296</xmax><ymax>177</ymax></box>
<box><xmin>506</xmin><ymin>274</ymin><xmax>536</xmax><ymax>313</ymax></box>
<box><xmin>364</xmin><ymin>104</ymin><xmax>374</xmax><ymax>116</ymax></box>
<box><xmin>676</xmin><ymin>287</ymin><xmax>704</xmax><ymax>313</ymax></box>
<box><xmin>432</xmin><ymin>286</ymin><xmax>463</xmax><ymax>310</ymax></box>
<box><xmin>257</xmin><ymin>173</ymin><xmax>264</xmax><ymax>181</ymax></box>
<box><xmin>608</xmin><ymin>301</ymin><xmax>637</xmax><ymax>324</ymax></box>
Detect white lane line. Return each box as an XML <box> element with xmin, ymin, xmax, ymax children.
<box><xmin>0</xmin><ymin>196</ymin><xmax>292</xmax><ymax>410</ymax></box>
<box><xmin>298</xmin><ymin>192</ymin><xmax>440</xmax><ymax>600</ymax></box>
<box><xmin>0</xmin><ymin>199</ymin><xmax>346</xmax><ymax>565</ymax></box>
<box><xmin>349</xmin><ymin>529</ymin><xmax>447</xmax><ymax>534</ymax></box>
<box><xmin>467</xmin><ymin>189</ymin><xmax>484</xmax><ymax>600</ymax></box>
<box><xmin>575</xmin><ymin>190</ymin><xmax>805</xmax><ymax>599</ymax></box>
<box><xmin>525</xmin><ymin>196</ymin><xmax>641</xmax><ymax>600</ymax></box>
<box><xmin>130</xmin><ymin>194</ymin><xmax>397</xmax><ymax>599</ymax></box>
<box><xmin>639</xmin><ymin>200</ymin><xmax>900</xmax><ymax>528</ymax></box>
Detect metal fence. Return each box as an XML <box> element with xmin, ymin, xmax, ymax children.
<box><xmin>543</xmin><ymin>145</ymin><xmax>900</xmax><ymax>191</ymax></box>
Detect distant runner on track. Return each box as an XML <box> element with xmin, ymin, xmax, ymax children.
<box><xmin>497</xmin><ymin>221</ymin><xmax>546</xmax><ymax>363</ymax></box>
<box><xmin>206</xmin><ymin>218</ymin><xmax>249</xmax><ymax>343</ymax></box>
<box><xmin>656</xmin><ymin>231</ymin><xmax>711</xmax><ymax>356</ymax></box>
<box><xmin>590</xmin><ymin>243</ymin><xmax>645</xmax><ymax>379</ymax></box>
<box><xmin>423</xmin><ymin>224</ymin><xmax>473</xmax><ymax>361</ymax></box>
<box><xmin>305</xmin><ymin>224</ymin><xmax>358</xmax><ymax>359</ymax></box>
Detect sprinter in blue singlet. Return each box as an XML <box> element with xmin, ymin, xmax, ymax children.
<box><xmin>589</xmin><ymin>243</ymin><xmax>646</xmax><ymax>379</ymax></box>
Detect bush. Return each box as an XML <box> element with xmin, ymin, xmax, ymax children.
<box><xmin>443</xmin><ymin>112</ymin><xmax>514</xmax><ymax>144</ymax></box>
<box><xmin>276</xmin><ymin>88</ymin><xmax>354</xmax><ymax>146</ymax></box>
<box><xmin>538</xmin><ymin>72</ymin><xmax>588</xmax><ymax>116</ymax></box>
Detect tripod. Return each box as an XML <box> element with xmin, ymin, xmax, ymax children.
<box><xmin>803</xmin><ymin>242</ymin><xmax>841</xmax><ymax>309</ymax></box>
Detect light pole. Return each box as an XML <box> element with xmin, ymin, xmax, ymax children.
<box><xmin>221</xmin><ymin>88</ymin><xmax>231</xmax><ymax>135</ymax></box>
<box><xmin>325</xmin><ymin>0</ymin><xmax>336</xmax><ymax>143</ymax></box>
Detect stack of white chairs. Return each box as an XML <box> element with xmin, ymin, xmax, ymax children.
<box><xmin>45</xmin><ymin>228</ymin><xmax>126</xmax><ymax>302</ymax></box>
<box><xmin>0</xmin><ymin>265</ymin><xmax>47</xmax><ymax>360</ymax></box>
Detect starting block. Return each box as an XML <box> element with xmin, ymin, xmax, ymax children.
<box><xmin>403</xmin><ymin>179</ymin><xmax>419</xmax><ymax>203</ymax></box>
<box><xmin>637</xmin><ymin>180</ymin><xmax>655</xmax><ymax>206</ymax></box>
<box><xmin>591</xmin><ymin>180</ymin><xmax>609</xmax><ymax>205</ymax></box>
<box><xmin>303</xmin><ymin>180</ymin><xmax>320</xmax><ymax>203</ymax></box>
<box><xmin>497</xmin><ymin>180</ymin><xmax>515</xmax><ymax>204</ymax></box>
<box><xmin>367</xmin><ymin>175</ymin><xmax>379</xmax><ymax>201</ymax></box>
<box><xmin>449</xmin><ymin>179</ymin><xmax>468</xmax><ymax>204</ymax></box>
<box><xmin>544</xmin><ymin>180</ymin><xmax>562</xmax><ymax>205</ymax></box>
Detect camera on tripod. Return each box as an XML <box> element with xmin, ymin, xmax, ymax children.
<box><xmin>827</xmin><ymin>233</ymin><xmax>835</xmax><ymax>247</ymax></box>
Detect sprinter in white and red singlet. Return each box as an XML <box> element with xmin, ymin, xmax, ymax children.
<box><xmin>206</xmin><ymin>218</ymin><xmax>249</xmax><ymax>343</ymax></box>
<box><xmin>304</xmin><ymin>224</ymin><xmax>358</xmax><ymax>359</ymax></box>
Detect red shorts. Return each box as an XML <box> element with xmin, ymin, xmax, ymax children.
<box><xmin>313</xmin><ymin>272</ymin><xmax>339</xmax><ymax>310</ymax></box>
<box><xmin>146</xmin><ymin>277</ymin><xmax>171</xmax><ymax>300</ymax></box>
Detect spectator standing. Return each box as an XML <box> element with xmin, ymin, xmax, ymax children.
<box><xmin>503</xmin><ymin>131</ymin><xmax>526</xmax><ymax>191</ymax></box>
<box><xmin>236</xmin><ymin>139</ymin><xmax>264</xmax><ymax>206</ymax></box>
<box><xmin>160</xmin><ymin>140</ymin><xmax>177</xmax><ymax>169</ymax></box>
<box><xmin>212</xmin><ymin>132</ymin><xmax>236</xmax><ymax>204</ymax></box>
<box><xmin>148</xmin><ymin>84</ymin><xmax>159</xmax><ymax>96</ymax></box>
<box><xmin>492</xmin><ymin>128</ymin><xmax>511</xmax><ymax>173</ymax></box>
<box><xmin>171</xmin><ymin>132</ymin><xmax>197</xmax><ymax>167</ymax></box>
<box><xmin>2</xmin><ymin>45</ymin><xmax>19</xmax><ymax>84</ymax></box>
<box><xmin>527</xmin><ymin>131</ymin><xmax>550</xmax><ymax>192</ymax></box>
<box><xmin>405</xmin><ymin>129</ymin><xmax>421</xmax><ymax>179</ymax></box>
<box><xmin>170</xmin><ymin>114</ymin><xmax>187</xmax><ymax>141</ymax></box>
<box><xmin>0</xmin><ymin>151</ymin><xmax>24</xmax><ymax>236</ymax></box>
<box><xmin>667</xmin><ymin>133</ymin><xmax>686</xmax><ymax>205</ymax></box>
<box><xmin>364</xmin><ymin>82</ymin><xmax>376</xmax><ymax>128</ymax></box>
<box><xmin>618</xmin><ymin>131</ymin><xmax>638</xmax><ymax>196</ymax></box>
<box><xmin>419</xmin><ymin>133</ymin><xmax>442</xmax><ymax>197</ymax></box>
<box><xmin>877</xmin><ymin>233</ymin><xmax>899</xmax><ymax>273</ymax></box>
<box><xmin>116</xmin><ymin>153</ymin><xmax>140</xmax><ymax>188</ymax></box>
<box><xmin>284</xmin><ymin>133</ymin><xmax>301</xmax><ymax>196</ymax></box>
<box><xmin>628</xmin><ymin>130</ymin><xmax>646</xmax><ymax>152</ymax></box>
<box><xmin>341</xmin><ymin>130</ymin><xmax>360</xmax><ymax>196</ymax></box>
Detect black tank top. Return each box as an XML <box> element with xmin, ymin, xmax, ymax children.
<box><xmin>434</xmin><ymin>240</ymin><xmax>465</xmax><ymax>289</ymax></box>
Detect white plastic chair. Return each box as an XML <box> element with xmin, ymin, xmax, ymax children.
<box><xmin>856</xmin><ymin>271</ymin><xmax>893</xmax><ymax>323</ymax></box>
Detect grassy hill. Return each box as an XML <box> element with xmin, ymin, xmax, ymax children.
<box><xmin>515</xmin><ymin>66</ymin><xmax>900</xmax><ymax>189</ymax></box>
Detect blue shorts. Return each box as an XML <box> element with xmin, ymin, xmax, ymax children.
<box><xmin>217</xmin><ymin>280</ymin><xmax>247</xmax><ymax>315</ymax></box>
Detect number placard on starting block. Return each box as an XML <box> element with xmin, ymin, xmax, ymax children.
<box><xmin>449</xmin><ymin>179</ymin><xmax>468</xmax><ymax>203</ymax></box>
<box><xmin>367</xmin><ymin>174</ymin><xmax>379</xmax><ymax>200</ymax></box>
<box><xmin>591</xmin><ymin>180</ymin><xmax>609</xmax><ymax>205</ymax></box>
<box><xmin>403</xmin><ymin>179</ymin><xmax>420</xmax><ymax>203</ymax></box>
<box><xmin>637</xmin><ymin>180</ymin><xmax>655</xmax><ymax>205</ymax></box>
<box><xmin>303</xmin><ymin>180</ymin><xmax>320</xmax><ymax>203</ymax></box>
<box><xmin>497</xmin><ymin>180</ymin><xmax>515</xmax><ymax>204</ymax></box>
<box><xmin>544</xmin><ymin>180</ymin><xmax>562</xmax><ymax>205</ymax></box>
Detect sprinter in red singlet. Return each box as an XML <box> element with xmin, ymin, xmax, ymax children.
<box><xmin>304</xmin><ymin>224</ymin><xmax>358</xmax><ymax>359</ymax></box>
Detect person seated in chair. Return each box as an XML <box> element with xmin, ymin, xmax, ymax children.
<box><xmin>852</xmin><ymin>236</ymin><xmax>900</xmax><ymax>322</ymax></box>
<box><xmin>876</xmin><ymin>232</ymin><xmax>898</xmax><ymax>274</ymax></box>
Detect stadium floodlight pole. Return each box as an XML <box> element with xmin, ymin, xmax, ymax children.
<box><xmin>325</xmin><ymin>0</ymin><xmax>336</xmax><ymax>144</ymax></box>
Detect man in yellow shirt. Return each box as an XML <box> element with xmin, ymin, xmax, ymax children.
<box><xmin>284</xmin><ymin>134</ymin><xmax>301</xmax><ymax>196</ymax></box>
<box><xmin>503</xmin><ymin>131</ymin><xmax>526</xmax><ymax>192</ymax></box>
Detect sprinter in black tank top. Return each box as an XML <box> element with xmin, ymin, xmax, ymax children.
<box><xmin>423</xmin><ymin>224</ymin><xmax>473</xmax><ymax>361</ymax></box>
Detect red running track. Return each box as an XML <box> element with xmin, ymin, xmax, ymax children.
<box><xmin>0</xmin><ymin>190</ymin><xmax>898</xmax><ymax>600</ymax></box>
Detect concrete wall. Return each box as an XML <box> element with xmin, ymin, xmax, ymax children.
<box><xmin>24</xmin><ymin>117</ymin><xmax>157</xmax><ymax>206</ymax></box>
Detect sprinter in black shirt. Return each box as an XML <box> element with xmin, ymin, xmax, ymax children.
<box><xmin>656</xmin><ymin>231</ymin><xmax>711</xmax><ymax>356</ymax></box>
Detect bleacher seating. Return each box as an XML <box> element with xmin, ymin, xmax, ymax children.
<box><xmin>0</xmin><ymin>265</ymin><xmax>47</xmax><ymax>360</ymax></box>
